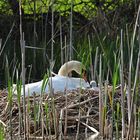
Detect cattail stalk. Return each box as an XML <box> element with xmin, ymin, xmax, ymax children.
<box><xmin>120</xmin><ymin>29</ymin><xmax>126</xmax><ymax>138</ymax></box>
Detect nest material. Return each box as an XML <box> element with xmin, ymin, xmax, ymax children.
<box><xmin>0</xmin><ymin>89</ymin><xmax>100</xmax><ymax>139</ymax></box>
<box><xmin>0</xmin><ymin>87</ymin><xmax>125</xmax><ymax>139</ymax></box>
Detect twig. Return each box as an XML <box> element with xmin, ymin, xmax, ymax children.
<box><xmin>0</xmin><ymin>120</ymin><xmax>6</xmax><ymax>128</ymax></box>
<box><xmin>63</xmin><ymin>96</ymin><xmax>98</xmax><ymax>110</ymax></box>
<box><xmin>62</xmin><ymin>115</ymin><xmax>96</xmax><ymax>120</ymax></box>
<box><xmin>85</xmin><ymin>107</ymin><xmax>91</xmax><ymax>138</ymax></box>
<box><xmin>76</xmin><ymin>119</ymin><xmax>99</xmax><ymax>139</ymax></box>
<box><xmin>75</xmin><ymin>111</ymin><xmax>80</xmax><ymax>140</ymax></box>
<box><xmin>59</xmin><ymin>109</ymin><xmax>63</xmax><ymax>140</ymax></box>
<box><xmin>64</xmin><ymin>90</ymin><xmax>68</xmax><ymax>139</ymax></box>
<box><xmin>0</xmin><ymin>102</ymin><xmax>9</xmax><ymax>116</ymax></box>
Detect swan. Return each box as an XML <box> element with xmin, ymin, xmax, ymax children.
<box><xmin>13</xmin><ymin>60</ymin><xmax>90</xmax><ymax>96</ymax></box>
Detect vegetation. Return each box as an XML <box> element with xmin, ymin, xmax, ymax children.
<box><xmin>0</xmin><ymin>0</ymin><xmax>140</xmax><ymax>139</ymax></box>
<box><xmin>0</xmin><ymin>0</ymin><xmax>139</xmax><ymax>85</ymax></box>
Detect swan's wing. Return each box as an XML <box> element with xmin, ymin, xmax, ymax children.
<box><xmin>48</xmin><ymin>76</ymin><xmax>68</xmax><ymax>92</ymax></box>
<box><xmin>65</xmin><ymin>77</ymin><xmax>90</xmax><ymax>89</ymax></box>
<box><xmin>13</xmin><ymin>76</ymin><xmax>90</xmax><ymax>96</ymax></box>
<box><xmin>24</xmin><ymin>81</ymin><xmax>43</xmax><ymax>95</ymax></box>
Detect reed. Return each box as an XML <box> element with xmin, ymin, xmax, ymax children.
<box><xmin>120</xmin><ymin>29</ymin><xmax>126</xmax><ymax>139</ymax></box>
<box><xmin>1</xmin><ymin>2</ymin><xmax>140</xmax><ymax>140</ymax></box>
<box><xmin>111</xmin><ymin>54</ymin><xmax>120</xmax><ymax>139</ymax></box>
<box><xmin>16</xmin><ymin>70</ymin><xmax>22</xmax><ymax>137</ymax></box>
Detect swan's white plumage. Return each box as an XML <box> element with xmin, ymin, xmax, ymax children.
<box><xmin>14</xmin><ymin>75</ymin><xmax>90</xmax><ymax>96</ymax></box>
<box><xmin>58</xmin><ymin>60</ymin><xmax>85</xmax><ymax>76</ymax></box>
<box><xmin>13</xmin><ymin>60</ymin><xmax>90</xmax><ymax>96</ymax></box>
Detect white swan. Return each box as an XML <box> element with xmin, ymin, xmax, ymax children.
<box><xmin>13</xmin><ymin>60</ymin><xmax>90</xmax><ymax>96</ymax></box>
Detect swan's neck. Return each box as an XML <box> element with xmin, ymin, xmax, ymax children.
<box><xmin>58</xmin><ymin>63</ymin><xmax>72</xmax><ymax>76</ymax></box>
<box><xmin>58</xmin><ymin>61</ymin><xmax>85</xmax><ymax>76</ymax></box>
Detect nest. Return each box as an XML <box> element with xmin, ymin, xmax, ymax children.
<box><xmin>0</xmin><ymin>87</ymin><xmax>132</xmax><ymax>139</ymax></box>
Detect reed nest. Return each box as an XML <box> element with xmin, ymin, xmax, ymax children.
<box><xmin>0</xmin><ymin>87</ymin><xmax>131</xmax><ymax>139</ymax></box>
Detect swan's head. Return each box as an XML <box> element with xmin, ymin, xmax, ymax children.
<box><xmin>58</xmin><ymin>60</ymin><xmax>87</xmax><ymax>81</ymax></box>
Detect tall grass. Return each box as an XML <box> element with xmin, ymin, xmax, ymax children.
<box><xmin>120</xmin><ymin>29</ymin><xmax>125</xmax><ymax>139</ymax></box>
<box><xmin>2</xmin><ymin>26</ymin><xmax>140</xmax><ymax>140</ymax></box>
<box><xmin>1</xmin><ymin>1</ymin><xmax>140</xmax><ymax>139</ymax></box>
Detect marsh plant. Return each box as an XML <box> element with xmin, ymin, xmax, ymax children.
<box><xmin>0</xmin><ymin>1</ymin><xmax>140</xmax><ymax>139</ymax></box>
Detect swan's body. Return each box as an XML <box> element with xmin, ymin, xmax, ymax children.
<box><xmin>13</xmin><ymin>60</ymin><xmax>90</xmax><ymax>96</ymax></box>
<box><xmin>14</xmin><ymin>75</ymin><xmax>90</xmax><ymax>96</ymax></box>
